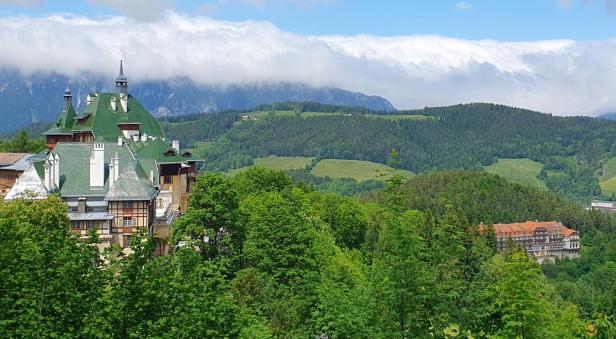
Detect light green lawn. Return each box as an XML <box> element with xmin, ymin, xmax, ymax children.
<box><xmin>243</xmin><ymin>110</ymin><xmax>433</xmax><ymax>121</ymax></box>
<box><xmin>254</xmin><ymin>156</ymin><xmax>315</xmax><ymax>170</ymax></box>
<box><xmin>484</xmin><ymin>158</ymin><xmax>547</xmax><ymax>189</ymax></box>
<box><xmin>246</xmin><ymin>110</ymin><xmax>296</xmax><ymax>118</ymax></box>
<box><xmin>599</xmin><ymin>157</ymin><xmax>616</xmax><ymax>196</ymax></box>
<box><xmin>226</xmin><ymin>156</ymin><xmax>315</xmax><ymax>176</ymax></box>
<box><xmin>601</xmin><ymin>156</ymin><xmax>616</xmax><ymax>182</ymax></box>
<box><xmin>187</xmin><ymin>141</ymin><xmax>213</xmax><ymax>154</ymax></box>
<box><xmin>301</xmin><ymin>112</ymin><xmax>433</xmax><ymax>121</ymax></box>
<box><xmin>310</xmin><ymin>159</ymin><xmax>413</xmax><ymax>182</ymax></box>
<box><xmin>364</xmin><ymin>114</ymin><xmax>434</xmax><ymax>121</ymax></box>
<box><xmin>600</xmin><ymin>177</ymin><xmax>616</xmax><ymax>196</ymax></box>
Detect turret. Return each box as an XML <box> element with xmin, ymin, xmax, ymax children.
<box><xmin>63</xmin><ymin>85</ymin><xmax>72</xmax><ymax>110</ymax></box>
<box><xmin>115</xmin><ymin>60</ymin><xmax>128</xmax><ymax>96</ymax></box>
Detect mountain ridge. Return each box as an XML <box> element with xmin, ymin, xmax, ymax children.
<box><xmin>0</xmin><ymin>69</ymin><xmax>395</xmax><ymax>133</ymax></box>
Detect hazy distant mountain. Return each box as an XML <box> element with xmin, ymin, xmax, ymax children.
<box><xmin>0</xmin><ymin>69</ymin><xmax>395</xmax><ymax>133</ymax></box>
<box><xmin>597</xmin><ymin>113</ymin><xmax>616</xmax><ymax>121</ymax></box>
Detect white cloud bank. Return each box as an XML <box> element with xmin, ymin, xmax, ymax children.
<box><xmin>0</xmin><ymin>13</ymin><xmax>615</xmax><ymax>115</ymax></box>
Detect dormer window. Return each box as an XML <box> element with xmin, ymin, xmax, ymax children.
<box><xmin>163</xmin><ymin>149</ymin><xmax>177</xmax><ymax>156</ymax></box>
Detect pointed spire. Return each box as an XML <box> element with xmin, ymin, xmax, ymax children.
<box><xmin>116</xmin><ymin>59</ymin><xmax>127</xmax><ymax>81</ymax></box>
<box><xmin>115</xmin><ymin>59</ymin><xmax>128</xmax><ymax>95</ymax></box>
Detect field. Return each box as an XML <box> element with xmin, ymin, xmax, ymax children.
<box><xmin>245</xmin><ymin>110</ymin><xmax>432</xmax><ymax>121</ymax></box>
<box><xmin>599</xmin><ymin>157</ymin><xmax>616</xmax><ymax>196</ymax></box>
<box><xmin>484</xmin><ymin>158</ymin><xmax>547</xmax><ymax>189</ymax></box>
<box><xmin>600</xmin><ymin>177</ymin><xmax>616</xmax><ymax>196</ymax></box>
<box><xmin>601</xmin><ymin>156</ymin><xmax>616</xmax><ymax>182</ymax></box>
<box><xmin>254</xmin><ymin>156</ymin><xmax>314</xmax><ymax>170</ymax></box>
<box><xmin>227</xmin><ymin>156</ymin><xmax>314</xmax><ymax>176</ymax></box>
<box><xmin>227</xmin><ymin>157</ymin><xmax>412</xmax><ymax>182</ymax></box>
<box><xmin>364</xmin><ymin>114</ymin><xmax>434</xmax><ymax>121</ymax></box>
<box><xmin>310</xmin><ymin>159</ymin><xmax>413</xmax><ymax>182</ymax></box>
<box><xmin>187</xmin><ymin>141</ymin><xmax>213</xmax><ymax>154</ymax></box>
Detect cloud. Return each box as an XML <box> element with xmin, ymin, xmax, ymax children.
<box><xmin>89</xmin><ymin>0</ymin><xmax>174</xmax><ymax>20</ymax></box>
<box><xmin>0</xmin><ymin>0</ymin><xmax>43</xmax><ymax>8</ymax></box>
<box><xmin>455</xmin><ymin>1</ymin><xmax>473</xmax><ymax>11</ymax></box>
<box><xmin>0</xmin><ymin>13</ymin><xmax>615</xmax><ymax>116</ymax></box>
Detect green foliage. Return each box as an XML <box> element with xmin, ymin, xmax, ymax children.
<box><xmin>0</xmin><ymin>197</ymin><xmax>104</xmax><ymax>337</ymax></box>
<box><xmin>162</xmin><ymin>102</ymin><xmax>616</xmax><ymax>202</ymax></box>
<box><xmin>311</xmin><ymin>159</ymin><xmax>413</xmax><ymax>182</ymax></box>
<box><xmin>0</xmin><ymin>130</ymin><xmax>45</xmax><ymax>153</ymax></box>
<box><xmin>172</xmin><ymin>173</ymin><xmax>240</xmax><ymax>261</ymax></box>
<box><xmin>311</xmin><ymin>193</ymin><xmax>368</xmax><ymax>249</ymax></box>
<box><xmin>484</xmin><ymin>158</ymin><xmax>547</xmax><ymax>189</ymax></box>
<box><xmin>4</xmin><ymin>168</ymin><xmax>615</xmax><ymax>337</ymax></box>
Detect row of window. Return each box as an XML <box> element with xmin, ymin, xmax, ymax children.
<box><xmin>71</xmin><ymin>218</ymin><xmax>136</xmax><ymax>229</ymax></box>
<box><xmin>71</xmin><ymin>220</ymin><xmax>105</xmax><ymax>230</ymax></box>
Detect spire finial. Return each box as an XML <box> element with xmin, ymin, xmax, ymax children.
<box><xmin>119</xmin><ymin>59</ymin><xmax>124</xmax><ymax>76</ymax></box>
<box><xmin>63</xmin><ymin>80</ymin><xmax>72</xmax><ymax>103</ymax></box>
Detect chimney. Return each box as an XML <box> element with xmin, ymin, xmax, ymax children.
<box><xmin>113</xmin><ymin>152</ymin><xmax>120</xmax><ymax>184</ymax></box>
<box><xmin>117</xmin><ymin>136</ymin><xmax>123</xmax><ymax>146</ymax></box>
<box><xmin>110</xmin><ymin>96</ymin><xmax>117</xmax><ymax>111</ymax></box>
<box><xmin>89</xmin><ymin>143</ymin><xmax>105</xmax><ymax>187</ymax></box>
<box><xmin>140</xmin><ymin>134</ymin><xmax>147</xmax><ymax>142</ymax></box>
<box><xmin>48</xmin><ymin>155</ymin><xmax>55</xmax><ymax>190</ymax></box>
<box><xmin>108</xmin><ymin>153</ymin><xmax>120</xmax><ymax>187</ymax></box>
<box><xmin>44</xmin><ymin>160</ymin><xmax>52</xmax><ymax>191</ymax></box>
<box><xmin>86</xmin><ymin>93</ymin><xmax>93</xmax><ymax>105</ymax></box>
<box><xmin>53</xmin><ymin>153</ymin><xmax>60</xmax><ymax>189</ymax></box>
<box><xmin>172</xmin><ymin>140</ymin><xmax>180</xmax><ymax>152</ymax></box>
<box><xmin>120</xmin><ymin>94</ymin><xmax>128</xmax><ymax>112</ymax></box>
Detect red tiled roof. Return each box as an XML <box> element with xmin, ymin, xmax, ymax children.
<box><xmin>0</xmin><ymin>153</ymin><xmax>29</xmax><ymax>166</ymax></box>
<box><xmin>480</xmin><ymin>221</ymin><xmax>576</xmax><ymax>237</ymax></box>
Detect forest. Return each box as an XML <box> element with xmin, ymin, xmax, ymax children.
<box><xmin>162</xmin><ymin>102</ymin><xmax>616</xmax><ymax>202</ymax></box>
<box><xmin>2</xmin><ymin>168</ymin><xmax>616</xmax><ymax>338</ymax></box>
<box><xmin>0</xmin><ymin>130</ymin><xmax>45</xmax><ymax>153</ymax></box>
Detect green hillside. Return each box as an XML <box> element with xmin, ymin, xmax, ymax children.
<box><xmin>162</xmin><ymin>102</ymin><xmax>616</xmax><ymax>202</ymax></box>
<box><xmin>484</xmin><ymin>158</ymin><xmax>546</xmax><ymax>189</ymax></box>
<box><xmin>228</xmin><ymin>157</ymin><xmax>410</xmax><ymax>183</ymax></box>
<box><xmin>311</xmin><ymin>159</ymin><xmax>413</xmax><ymax>182</ymax></box>
<box><xmin>600</xmin><ymin>156</ymin><xmax>616</xmax><ymax>181</ymax></box>
<box><xmin>599</xmin><ymin>157</ymin><xmax>616</xmax><ymax>196</ymax></box>
<box><xmin>255</xmin><ymin>156</ymin><xmax>314</xmax><ymax>170</ymax></box>
<box><xmin>600</xmin><ymin>177</ymin><xmax>616</xmax><ymax>196</ymax></box>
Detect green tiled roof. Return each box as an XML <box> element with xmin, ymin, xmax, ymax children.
<box><xmin>43</xmin><ymin>103</ymin><xmax>77</xmax><ymax>135</ymax></box>
<box><xmin>43</xmin><ymin>93</ymin><xmax>165</xmax><ymax>142</ymax></box>
<box><xmin>34</xmin><ymin>91</ymin><xmax>202</xmax><ymax>202</ymax></box>
<box><xmin>105</xmin><ymin>163</ymin><xmax>157</xmax><ymax>201</ymax></box>
<box><xmin>81</xmin><ymin>93</ymin><xmax>166</xmax><ymax>141</ymax></box>
<box><xmin>132</xmin><ymin>138</ymin><xmax>191</xmax><ymax>164</ymax></box>
<box><xmin>31</xmin><ymin>142</ymin><xmax>155</xmax><ymax>198</ymax></box>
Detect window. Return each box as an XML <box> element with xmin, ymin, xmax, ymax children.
<box><xmin>123</xmin><ymin>217</ymin><xmax>133</xmax><ymax>227</ymax></box>
<box><xmin>71</xmin><ymin>221</ymin><xmax>80</xmax><ymax>229</ymax></box>
<box><xmin>164</xmin><ymin>176</ymin><xmax>173</xmax><ymax>184</ymax></box>
<box><xmin>87</xmin><ymin>221</ymin><xmax>94</xmax><ymax>229</ymax></box>
<box><xmin>123</xmin><ymin>201</ymin><xmax>133</xmax><ymax>209</ymax></box>
<box><xmin>123</xmin><ymin>235</ymin><xmax>132</xmax><ymax>248</ymax></box>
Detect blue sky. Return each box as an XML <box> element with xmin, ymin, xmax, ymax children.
<box><xmin>1</xmin><ymin>0</ymin><xmax>616</xmax><ymax>115</ymax></box>
<box><xmin>0</xmin><ymin>0</ymin><xmax>614</xmax><ymax>40</ymax></box>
